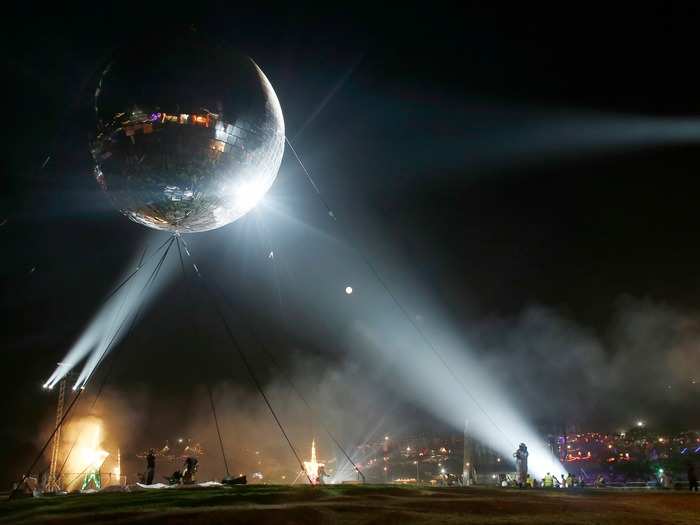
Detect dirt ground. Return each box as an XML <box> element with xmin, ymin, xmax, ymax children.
<box><xmin>1</xmin><ymin>484</ymin><xmax>699</xmax><ymax>524</ymax></box>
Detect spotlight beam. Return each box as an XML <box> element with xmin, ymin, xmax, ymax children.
<box><xmin>285</xmin><ymin>142</ymin><xmax>566</xmax><ymax>477</ymax></box>
<box><xmin>75</xmin><ymin>236</ymin><xmax>175</xmax><ymax>390</ymax></box>
<box><xmin>43</xmin><ymin>235</ymin><xmax>174</xmax><ymax>389</ymax></box>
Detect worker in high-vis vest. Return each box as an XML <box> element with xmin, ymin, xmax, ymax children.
<box><xmin>543</xmin><ymin>472</ymin><xmax>554</xmax><ymax>488</ymax></box>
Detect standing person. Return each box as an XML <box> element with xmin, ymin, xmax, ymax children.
<box><xmin>543</xmin><ymin>472</ymin><xmax>554</xmax><ymax>488</ymax></box>
<box><xmin>513</xmin><ymin>443</ymin><xmax>529</xmax><ymax>488</ymax></box>
<box><xmin>688</xmin><ymin>463</ymin><xmax>698</xmax><ymax>492</ymax></box>
<box><xmin>182</xmin><ymin>457</ymin><xmax>198</xmax><ymax>484</ymax></box>
<box><xmin>146</xmin><ymin>449</ymin><xmax>156</xmax><ymax>485</ymax></box>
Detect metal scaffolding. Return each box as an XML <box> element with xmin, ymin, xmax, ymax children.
<box><xmin>45</xmin><ymin>377</ymin><xmax>67</xmax><ymax>492</ymax></box>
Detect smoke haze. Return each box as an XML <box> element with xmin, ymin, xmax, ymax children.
<box><xmin>55</xmin><ymin>292</ymin><xmax>698</xmax><ymax>484</ymax></box>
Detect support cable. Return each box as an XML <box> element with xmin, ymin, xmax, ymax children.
<box><xmin>175</xmin><ymin>236</ymin><xmax>230</xmax><ymax>478</ymax></box>
<box><xmin>19</xmin><ymin>390</ymin><xmax>83</xmax><ymax>485</ymax></box>
<box><xmin>101</xmin><ymin>235</ymin><xmax>172</xmax><ymax>305</ymax></box>
<box><xmin>81</xmin><ymin>236</ymin><xmax>174</xmax><ymax>390</ymax></box>
<box><xmin>54</xmin><ymin>237</ymin><xmax>175</xmax><ymax>484</ymax></box>
<box><xmin>228</xmin><ymin>216</ymin><xmax>366</xmax><ymax>481</ymax></box>
<box><xmin>179</xmin><ymin>237</ymin><xmax>312</xmax><ymax>484</ymax></box>
<box><xmin>286</xmin><ymin>139</ymin><xmax>517</xmax><ymax>449</ymax></box>
<box><xmin>44</xmin><ymin>236</ymin><xmax>170</xmax><ymax>391</ymax></box>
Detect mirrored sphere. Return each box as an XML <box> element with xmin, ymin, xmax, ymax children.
<box><xmin>91</xmin><ymin>37</ymin><xmax>284</xmax><ymax>233</ymax></box>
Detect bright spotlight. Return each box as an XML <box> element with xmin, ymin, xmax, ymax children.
<box><xmin>345</xmin><ymin>286</ymin><xmax>353</xmax><ymax>295</ymax></box>
<box><xmin>637</xmin><ymin>420</ymin><xmax>644</xmax><ymax>427</ymax></box>
<box><xmin>233</xmin><ymin>180</ymin><xmax>268</xmax><ymax>212</ymax></box>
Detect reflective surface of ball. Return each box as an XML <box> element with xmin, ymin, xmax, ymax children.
<box><xmin>91</xmin><ymin>37</ymin><xmax>284</xmax><ymax>233</ymax></box>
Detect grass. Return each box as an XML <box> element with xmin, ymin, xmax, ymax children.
<box><xmin>1</xmin><ymin>484</ymin><xmax>698</xmax><ymax>524</ymax></box>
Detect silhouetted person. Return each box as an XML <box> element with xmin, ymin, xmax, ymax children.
<box><xmin>513</xmin><ymin>443</ymin><xmax>528</xmax><ymax>487</ymax></box>
<box><xmin>182</xmin><ymin>457</ymin><xmax>198</xmax><ymax>484</ymax></box>
<box><xmin>689</xmin><ymin>463</ymin><xmax>698</xmax><ymax>492</ymax></box>
<box><xmin>662</xmin><ymin>471</ymin><xmax>673</xmax><ymax>489</ymax></box>
<box><xmin>146</xmin><ymin>449</ymin><xmax>156</xmax><ymax>485</ymax></box>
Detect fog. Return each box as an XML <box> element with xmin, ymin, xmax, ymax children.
<box><xmin>33</xmin><ymin>99</ymin><xmax>700</xmax><ymax>483</ymax></box>
<box><xmin>56</xmin><ymin>275</ymin><xmax>698</xmax><ymax>483</ymax></box>
<box><xmin>471</xmin><ymin>296</ymin><xmax>700</xmax><ymax>428</ymax></box>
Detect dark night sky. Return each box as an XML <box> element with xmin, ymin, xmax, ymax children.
<box><xmin>3</xmin><ymin>4</ymin><xmax>700</xmax><ymax>485</ymax></box>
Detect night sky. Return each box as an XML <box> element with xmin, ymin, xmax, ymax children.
<box><xmin>3</xmin><ymin>5</ymin><xmax>700</xmax><ymax>485</ymax></box>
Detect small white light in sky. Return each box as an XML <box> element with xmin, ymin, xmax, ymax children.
<box><xmin>636</xmin><ymin>420</ymin><xmax>644</xmax><ymax>427</ymax></box>
<box><xmin>345</xmin><ymin>286</ymin><xmax>353</xmax><ymax>295</ymax></box>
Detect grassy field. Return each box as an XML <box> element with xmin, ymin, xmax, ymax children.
<box><xmin>1</xmin><ymin>484</ymin><xmax>698</xmax><ymax>524</ymax></box>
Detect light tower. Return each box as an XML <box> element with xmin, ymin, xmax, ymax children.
<box><xmin>45</xmin><ymin>376</ymin><xmax>68</xmax><ymax>492</ymax></box>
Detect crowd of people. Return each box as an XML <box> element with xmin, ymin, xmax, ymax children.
<box><xmin>508</xmin><ymin>443</ymin><xmax>699</xmax><ymax>491</ymax></box>
<box><xmin>501</xmin><ymin>471</ymin><xmax>583</xmax><ymax>488</ymax></box>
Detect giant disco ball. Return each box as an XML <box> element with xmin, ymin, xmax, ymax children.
<box><xmin>91</xmin><ymin>36</ymin><xmax>284</xmax><ymax>233</ymax></box>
